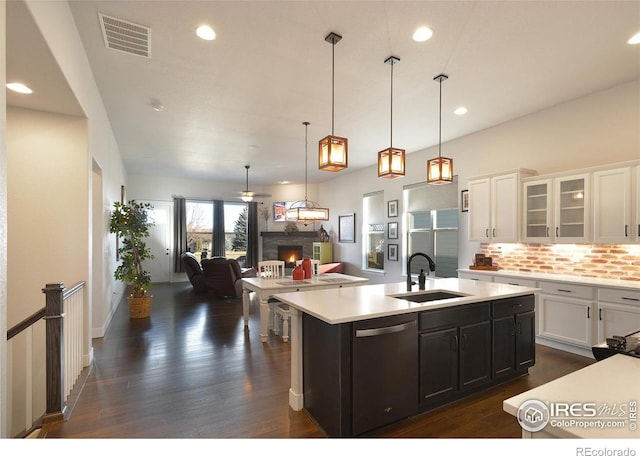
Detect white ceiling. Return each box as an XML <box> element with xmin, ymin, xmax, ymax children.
<box><xmin>7</xmin><ymin>1</ymin><xmax>640</xmax><ymax>188</ymax></box>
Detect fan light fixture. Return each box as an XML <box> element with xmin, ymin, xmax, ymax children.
<box><xmin>241</xmin><ymin>165</ymin><xmax>254</xmax><ymax>202</ymax></box>
<box><xmin>287</xmin><ymin>122</ymin><xmax>330</xmax><ymax>225</ymax></box>
<box><xmin>319</xmin><ymin>32</ymin><xmax>348</xmax><ymax>172</ymax></box>
<box><xmin>378</xmin><ymin>56</ymin><xmax>405</xmax><ymax>179</ymax></box>
<box><xmin>427</xmin><ymin>74</ymin><xmax>454</xmax><ymax>185</ymax></box>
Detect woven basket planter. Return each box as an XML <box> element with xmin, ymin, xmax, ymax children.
<box><xmin>128</xmin><ymin>295</ymin><xmax>152</xmax><ymax>319</ymax></box>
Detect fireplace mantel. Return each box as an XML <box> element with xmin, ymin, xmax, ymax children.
<box><xmin>261</xmin><ymin>231</ymin><xmax>319</xmax><ymax>238</ymax></box>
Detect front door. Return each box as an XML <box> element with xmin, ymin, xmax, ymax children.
<box><xmin>143</xmin><ymin>200</ymin><xmax>172</xmax><ymax>283</ymax></box>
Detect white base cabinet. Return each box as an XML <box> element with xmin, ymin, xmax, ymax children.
<box><xmin>538</xmin><ymin>283</ymin><xmax>594</xmax><ymax>349</ymax></box>
<box><xmin>596</xmin><ymin>287</ymin><xmax>640</xmax><ymax>344</ymax></box>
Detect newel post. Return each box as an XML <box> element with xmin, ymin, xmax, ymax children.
<box><xmin>41</xmin><ymin>282</ymin><xmax>66</xmax><ymax>423</ymax></box>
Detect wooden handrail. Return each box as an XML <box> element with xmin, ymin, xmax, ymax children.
<box><xmin>63</xmin><ymin>281</ymin><xmax>85</xmax><ymax>299</ymax></box>
<box><xmin>7</xmin><ymin>307</ymin><xmax>46</xmax><ymax>340</ymax></box>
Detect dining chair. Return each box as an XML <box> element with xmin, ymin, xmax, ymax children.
<box><xmin>295</xmin><ymin>259</ymin><xmax>320</xmax><ymax>276</ymax></box>
<box><xmin>257</xmin><ymin>260</ymin><xmax>285</xmax><ymax>278</ymax></box>
<box><xmin>257</xmin><ymin>260</ymin><xmax>286</xmax><ymax>335</ymax></box>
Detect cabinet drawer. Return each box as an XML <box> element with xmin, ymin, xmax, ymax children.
<box><xmin>419</xmin><ymin>303</ymin><xmax>490</xmax><ymax>332</ymax></box>
<box><xmin>539</xmin><ymin>281</ymin><xmax>594</xmax><ymax>300</ymax></box>
<box><xmin>492</xmin><ymin>295</ymin><xmax>535</xmax><ymax>318</ymax></box>
<box><xmin>598</xmin><ymin>288</ymin><xmax>640</xmax><ymax>306</ymax></box>
<box><xmin>459</xmin><ymin>272</ymin><xmax>493</xmax><ymax>282</ymax></box>
<box><xmin>493</xmin><ymin>276</ymin><xmax>537</xmax><ymax>288</ymax></box>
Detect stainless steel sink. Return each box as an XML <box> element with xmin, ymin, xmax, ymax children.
<box><xmin>391</xmin><ymin>291</ymin><xmax>467</xmax><ymax>303</ymax></box>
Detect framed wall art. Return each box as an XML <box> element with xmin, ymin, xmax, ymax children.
<box><xmin>338</xmin><ymin>213</ymin><xmax>355</xmax><ymax>243</ymax></box>
<box><xmin>388</xmin><ymin>221</ymin><xmax>398</xmax><ymax>239</ymax></box>
<box><xmin>461</xmin><ymin>189</ymin><xmax>469</xmax><ymax>212</ymax></box>
<box><xmin>388</xmin><ymin>200</ymin><xmax>398</xmax><ymax>217</ymax></box>
<box><xmin>388</xmin><ymin>243</ymin><xmax>398</xmax><ymax>261</ymax></box>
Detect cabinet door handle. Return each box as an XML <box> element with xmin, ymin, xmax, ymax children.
<box><xmin>517</xmin><ymin>321</ymin><xmax>522</xmax><ymax>335</ymax></box>
<box><xmin>546</xmin><ymin>226</ymin><xmax>550</xmax><ymax>238</ymax></box>
<box><xmin>621</xmin><ymin>297</ymin><xmax>640</xmax><ymax>302</ymax></box>
<box><xmin>461</xmin><ymin>334</ymin><xmax>466</xmax><ymax>351</ymax></box>
<box><xmin>557</xmin><ymin>289</ymin><xmax>572</xmax><ymax>293</ymax></box>
<box><xmin>599</xmin><ymin>308</ymin><xmax>602</xmax><ymax>321</ymax></box>
<box><xmin>587</xmin><ymin>307</ymin><xmax>590</xmax><ymax>319</ymax></box>
<box><xmin>493</xmin><ymin>228</ymin><xmax>496</xmax><ymax>237</ymax></box>
<box><xmin>485</xmin><ymin>229</ymin><xmax>489</xmax><ymax>238</ymax></box>
<box><xmin>452</xmin><ymin>335</ymin><xmax>459</xmax><ymax>352</ymax></box>
<box><xmin>556</xmin><ymin>227</ymin><xmax>559</xmax><ymax>237</ymax></box>
<box><xmin>625</xmin><ymin>225</ymin><xmax>629</xmax><ymax>237</ymax></box>
<box><xmin>511</xmin><ymin>321</ymin><xmax>516</xmax><ymax>337</ymax></box>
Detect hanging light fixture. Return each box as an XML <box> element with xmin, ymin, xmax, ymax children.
<box><xmin>286</xmin><ymin>122</ymin><xmax>330</xmax><ymax>225</ymax></box>
<box><xmin>427</xmin><ymin>74</ymin><xmax>454</xmax><ymax>185</ymax></box>
<box><xmin>319</xmin><ymin>32</ymin><xmax>348</xmax><ymax>172</ymax></box>
<box><xmin>240</xmin><ymin>165</ymin><xmax>254</xmax><ymax>202</ymax></box>
<box><xmin>378</xmin><ymin>56</ymin><xmax>405</xmax><ymax>179</ymax></box>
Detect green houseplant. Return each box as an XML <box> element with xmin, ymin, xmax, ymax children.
<box><xmin>110</xmin><ymin>200</ymin><xmax>155</xmax><ymax>318</ymax></box>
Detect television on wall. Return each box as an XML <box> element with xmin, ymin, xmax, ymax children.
<box><xmin>273</xmin><ymin>202</ymin><xmax>295</xmax><ymax>222</ymax></box>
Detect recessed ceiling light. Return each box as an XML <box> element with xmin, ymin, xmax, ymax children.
<box><xmin>628</xmin><ymin>31</ymin><xmax>640</xmax><ymax>44</ymax></box>
<box><xmin>6</xmin><ymin>82</ymin><xmax>33</xmax><ymax>94</ymax></box>
<box><xmin>413</xmin><ymin>26</ymin><xmax>433</xmax><ymax>42</ymax></box>
<box><xmin>196</xmin><ymin>24</ymin><xmax>216</xmax><ymax>41</ymax></box>
<box><xmin>454</xmin><ymin>107</ymin><xmax>468</xmax><ymax>115</ymax></box>
<box><xmin>279</xmin><ymin>181</ymin><xmax>291</xmax><ymax>185</ymax></box>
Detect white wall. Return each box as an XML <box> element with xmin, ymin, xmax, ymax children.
<box><xmin>24</xmin><ymin>1</ymin><xmax>128</xmax><ymax>339</ymax></box>
<box><xmin>319</xmin><ymin>79</ymin><xmax>640</xmax><ymax>284</ymax></box>
<box><xmin>0</xmin><ymin>0</ymin><xmax>8</xmax><ymax>439</ymax></box>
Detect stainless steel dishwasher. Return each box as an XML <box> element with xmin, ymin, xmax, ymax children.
<box><xmin>352</xmin><ymin>313</ymin><xmax>418</xmax><ymax>435</ymax></box>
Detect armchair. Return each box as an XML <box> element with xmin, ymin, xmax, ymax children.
<box><xmin>181</xmin><ymin>252</ymin><xmax>207</xmax><ymax>293</ymax></box>
<box><xmin>201</xmin><ymin>257</ymin><xmax>245</xmax><ymax>298</ymax></box>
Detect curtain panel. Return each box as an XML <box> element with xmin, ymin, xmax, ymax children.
<box><xmin>212</xmin><ymin>200</ymin><xmax>226</xmax><ymax>257</ymax></box>
<box><xmin>174</xmin><ymin>197</ymin><xmax>187</xmax><ymax>272</ymax></box>
<box><xmin>246</xmin><ymin>202</ymin><xmax>259</xmax><ymax>269</ymax></box>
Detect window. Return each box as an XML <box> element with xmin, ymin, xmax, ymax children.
<box><xmin>225</xmin><ymin>202</ymin><xmax>248</xmax><ymax>267</ymax></box>
<box><xmin>363</xmin><ymin>191</ymin><xmax>385</xmax><ymax>271</ymax></box>
<box><xmin>404</xmin><ymin>178</ymin><xmax>458</xmax><ymax>277</ymax></box>
<box><xmin>186</xmin><ymin>201</ymin><xmax>214</xmax><ymax>261</ymax></box>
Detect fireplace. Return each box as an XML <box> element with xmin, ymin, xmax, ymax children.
<box><xmin>278</xmin><ymin>245</ymin><xmax>303</xmax><ymax>268</ymax></box>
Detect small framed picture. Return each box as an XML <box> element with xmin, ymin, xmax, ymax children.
<box><xmin>475</xmin><ymin>253</ymin><xmax>485</xmax><ymax>266</ymax></box>
<box><xmin>388</xmin><ymin>200</ymin><xmax>398</xmax><ymax>217</ymax></box>
<box><xmin>461</xmin><ymin>189</ymin><xmax>469</xmax><ymax>212</ymax></box>
<box><xmin>338</xmin><ymin>213</ymin><xmax>356</xmax><ymax>243</ymax></box>
<box><xmin>388</xmin><ymin>243</ymin><xmax>398</xmax><ymax>261</ymax></box>
<box><xmin>388</xmin><ymin>222</ymin><xmax>398</xmax><ymax>239</ymax></box>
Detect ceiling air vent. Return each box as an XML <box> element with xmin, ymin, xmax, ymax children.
<box><xmin>99</xmin><ymin>13</ymin><xmax>151</xmax><ymax>58</ymax></box>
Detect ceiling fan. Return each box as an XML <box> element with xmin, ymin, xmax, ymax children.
<box><xmin>239</xmin><ymin>165</ymin><xmax>271</xmax><ymax>202</ymax></box>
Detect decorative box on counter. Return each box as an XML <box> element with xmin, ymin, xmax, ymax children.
<box><xmin>470</xmin><ymin>253</ymin><xmax>499</xmax><ymax>271</ymax></box>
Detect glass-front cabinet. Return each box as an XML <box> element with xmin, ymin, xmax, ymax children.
<box><xmin>522</xmin><ymin>174</ymin><xmax>590</xmax><ymax>243</ymax></box>
<box><xmin>523</xmin><ymin>179</ymin><xmax>552</xmax><ymax>242</ymax></box>
<box><xmin>554</xmin><ymin>174</ymin><xmax>590</xmax><ymax>243</ymax></box>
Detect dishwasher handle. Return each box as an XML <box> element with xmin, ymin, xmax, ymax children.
<box><xmin>355</xmin><ymin>320</ymin><xmax>416</xmax><ymax>338</ymax></box>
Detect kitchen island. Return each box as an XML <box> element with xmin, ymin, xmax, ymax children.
<box><xmin>273</xmin><ymin>277</ymin><xmax>540</xmax><ymax>436</ymax></box>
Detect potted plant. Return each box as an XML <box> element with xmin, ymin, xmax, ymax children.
<box><xmin>110</xmin><ymin>200</ymin><xmax>155</xmax><ymax>318</ymax></box>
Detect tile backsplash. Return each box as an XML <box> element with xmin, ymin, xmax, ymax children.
<box><xmin>480</xmin><ymin>243</ymin><xmax>640</xmax><ymax>282</ymax></box>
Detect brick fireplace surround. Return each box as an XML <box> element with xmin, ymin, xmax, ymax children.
<box><xmin>480</xmin><ymin>243</ymin><xmax>640</xmax><ymax>282</ymax></box>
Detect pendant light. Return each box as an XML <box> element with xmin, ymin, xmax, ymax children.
<box><xmin>240</xmin><ymin>165</ymin><xmax>254</xmax><ymax>202</ymax></box>
<box><xmin>378</xmin><ymin>56</ymin><xmax>405</xmax><ymax>179</ymax></box>
<box><xmin>427</xmin><ymin>74</ymin><xmax>454</xmax><ymax>185</ymax></box>
<box><xmin>286</xmin><ymin>122</ymin><xmax>330</xmax><ymax>225</ymax></box>
<box><xmin>319</xmin><ymin>32</ymin><xmax>348</xmax><ymax>172</ymax></box>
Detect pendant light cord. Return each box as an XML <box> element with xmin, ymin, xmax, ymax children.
<box><xmin>303</xmin><ymin>121</ymin><xmax>310</xmax><ymax>201</ymax></box>
<box><xmin>331</xmin><ymin>43</ymin><xmax>335</xmax><ymax>136</ymax></box>
<box><xmin>438</xmin><ymin>77</ymin><xmax>442</xmax><ymax>159</ymax></box>
<box><xmin>390</xmin><ymin>61</ymin><xmax>394</xmax><ymax>148</ymax></box>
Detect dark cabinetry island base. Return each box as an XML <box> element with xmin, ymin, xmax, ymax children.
<box><xmin>303</xmin><ymin>294</ymin><xmax>535</xmax><ymax>437</ymax></box>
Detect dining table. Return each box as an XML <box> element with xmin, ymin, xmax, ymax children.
<box><xmin>241</xmin><ymin>272</ymin><xmax>369</xmax><ymax>342</ymax></box>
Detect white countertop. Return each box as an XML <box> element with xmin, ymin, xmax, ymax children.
<box><xmin>459</xmin><ymin>268</ymin><xmax>640</xmax><ymax>291</ymax></box>
<box><xmin>503</xmin><ymin>354</ymin><xmax>640</xmax><ymax>438</ymax></box>
<box><xmin>273</xmin><ymin>277</ymin><xmax>539</xmax><ymax>324</ymax></box>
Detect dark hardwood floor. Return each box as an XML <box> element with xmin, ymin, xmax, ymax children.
<box><xmin>43</xmin><ymin>282</ymin><xmax>594</xmax><ymax>439</ymax></box>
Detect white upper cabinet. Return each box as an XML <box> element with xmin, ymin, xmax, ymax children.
<box><xmin>468</xmin><ymin>170</ymin><xmax>535</xmax><ymax>242</ymax></box>
<box><xmin>593</xmin><ymin>167</ymin><xmax>632</xmax><ymax>244</ymax></box>
<box><xmin>554</xmin><ymin>174</ymin><xmax>591</xmax><ymax>243</ymax></box>
<box><xmin>522</xmin><ymin>179</ymin><xmax>553</xmax><ymax>242</ymax></box>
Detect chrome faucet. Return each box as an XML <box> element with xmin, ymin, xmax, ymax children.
<box><xmin>407</xmin><ymin>252</ymin><xmax>436</xmax><ymax>291</ymax></box>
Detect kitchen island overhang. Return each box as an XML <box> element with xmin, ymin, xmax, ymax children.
<box><xmin>274</xmin><ymin>277</ymin><xmax>540</xmax><ymax>436</ymax></box>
